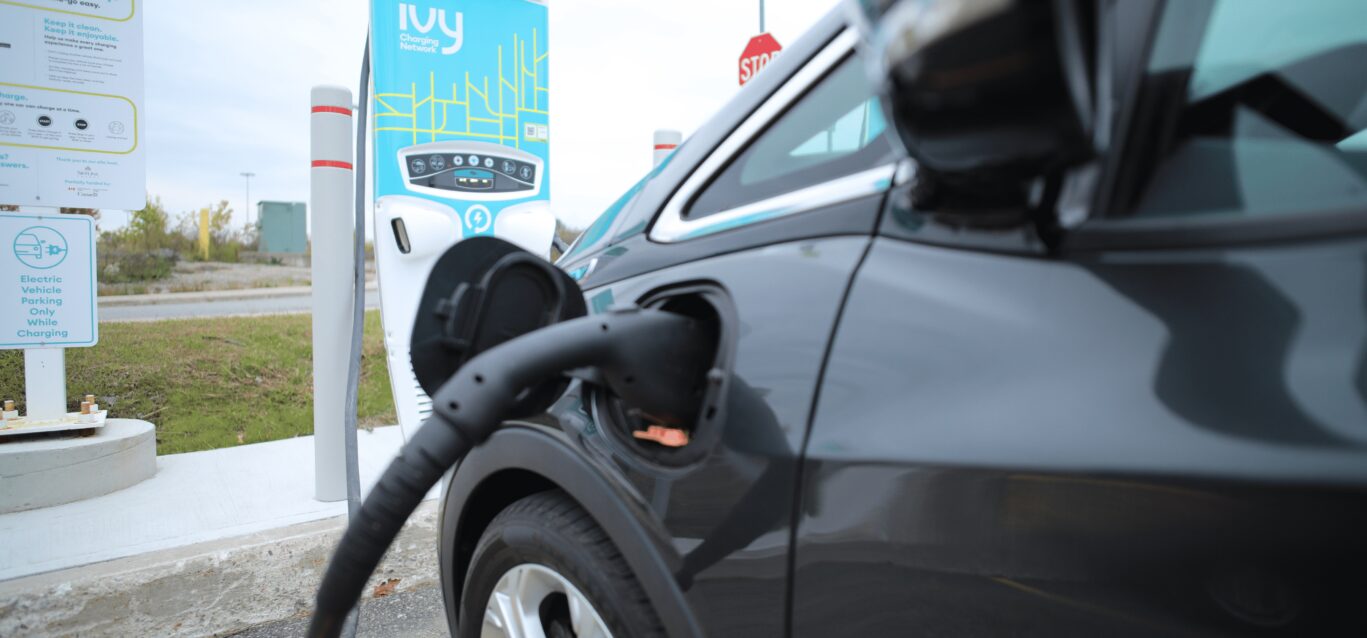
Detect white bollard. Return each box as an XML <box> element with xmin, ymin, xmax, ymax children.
<box><xmin>310</xmin><ymin>85</ymin><xmax>355</xmax><ymax>502</ymax></box>
<box><xmin>653</xmin><ymin>129</ymin><xmax>681</xmax><ymax>167</ymax></box>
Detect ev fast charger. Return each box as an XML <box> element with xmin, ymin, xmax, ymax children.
<box><xmin>375</xmin><ymin>140</ymin><xmax>555</xmax><ymax>436</ymax></box>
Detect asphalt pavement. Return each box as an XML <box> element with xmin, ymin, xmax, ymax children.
<box><xmin>98</xmin><ymin>286</ymin><xmax>378</xmax><ymax>322</ymax></box>
<box><xmin>230</xmin><ymin>588</ymin><xmax>450</xmax><ymax>638</ymax></box>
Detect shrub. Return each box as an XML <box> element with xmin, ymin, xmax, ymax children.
<box><xmin>100</xmin><ymin>249</ymin><xmax>177</xmax><ymax>283</ymax></box>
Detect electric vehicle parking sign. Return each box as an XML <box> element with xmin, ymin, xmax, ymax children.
<box><xmin>0</xmin><ymin>212</ymin><xmax>97</xmax><ymax>349</ymax></box>
<box><xmin>370</xmin><ymin>0</ymin><xmax>551</xmax><ymax>435</ymax></box>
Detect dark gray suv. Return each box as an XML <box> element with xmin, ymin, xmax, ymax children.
<box><xmin>438</xmin><ymin>2</ymin><xmax>1367</xmax><ymax>636</ymax></box>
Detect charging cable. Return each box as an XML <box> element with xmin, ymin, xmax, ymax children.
<box><xmin>335</xmin><ymin>36</ymin><xmax>371</xmax><ymax>638</ymax></box>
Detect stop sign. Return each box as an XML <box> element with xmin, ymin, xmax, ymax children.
<box><xmin>738</xmin><ymin>33</ymin><xmax>782</xmax><ymax>86</ymax></box>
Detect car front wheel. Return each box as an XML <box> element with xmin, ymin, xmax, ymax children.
<box><xmin>460</xmin><ymin>490</ymin><xmax>664</xmax><ymax>638</ymax></box>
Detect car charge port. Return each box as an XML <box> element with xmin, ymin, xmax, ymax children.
<box><xmin>632</xmin><ymin>424</ymin><xmax>690</xmax><ymax>447</ymax></box>
<box><xmin>600</xmin><ymin>284</ymin><xmax>734</xmax><ymax>466</ymax></box>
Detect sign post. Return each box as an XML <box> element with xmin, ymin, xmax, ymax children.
<box><xmin>739</xmin><ymin>33</ymin><xmax>782</xmax><ymax>86</ymax></box>
<box><xmin>22</xmin><ymin>348</ymin><xmax>64</xmax><ymax>419</ymax></box>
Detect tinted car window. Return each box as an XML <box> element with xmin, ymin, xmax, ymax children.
<box><xmin>687</xmin><ymin>55</ymin><xmax>893</xmax><ymax>219</ymax></box>
<box><xmin>1130</xmin><ymin>0</ymin><xmax>1367</xmax><ymax>220</ymax></box>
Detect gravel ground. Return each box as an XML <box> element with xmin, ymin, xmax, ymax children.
<box><xmin>229</xmin><ymin>588</ymin><xmax>451</xmax><ymax>638</ymax></box>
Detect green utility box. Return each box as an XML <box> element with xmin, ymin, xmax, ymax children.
<box><xmin>257</xmin><ymin>201</ymin><xmax>308</xmax><ymax>254</ymax></box>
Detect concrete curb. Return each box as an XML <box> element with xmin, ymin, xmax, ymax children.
<box><xmin>99</xmin><ymin>284</ymin><xmax>378</xmax><ymax>308</ymax></box>
<box><xmin>0</xmin><ymin>500</ymin><xmax>442</xmax><ymax>638</ymax></box>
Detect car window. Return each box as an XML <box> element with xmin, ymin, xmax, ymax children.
<box><xmin>686</xmin><ymin>55</ymin><xmax>893</xmax><ymax>219</ymax></box>
<box><xmin>1129</xmin><ymin>0</ymin><xmax>1367</xmax><ymax>220</ymax></box>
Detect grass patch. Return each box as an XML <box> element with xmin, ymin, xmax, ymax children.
<box><xmin>0</xmin><ymin>311</ymin><xmax>396</xmax><ymax>455</ymax></box>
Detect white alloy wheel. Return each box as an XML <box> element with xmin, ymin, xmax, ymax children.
<box><xmin>481</xmin><ymin>562</ymin><xmax>613</xmax><ymax>638</ymax></box>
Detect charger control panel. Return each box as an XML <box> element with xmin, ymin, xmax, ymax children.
<box><xmin>397</xmin><ymin>141</ymin><xmax>544</xmax><ymax>202</ymax></box>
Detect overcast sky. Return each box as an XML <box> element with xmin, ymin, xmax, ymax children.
<box><xmin>131</xmin><ymin>0</ymin><xmax>840</xmax><ymax>233</ymax></box>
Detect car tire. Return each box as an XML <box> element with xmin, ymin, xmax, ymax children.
<box><xmin>459</xmin><ymin>490</ymin><xmax>665</xmax><ymax>638</ymax></box>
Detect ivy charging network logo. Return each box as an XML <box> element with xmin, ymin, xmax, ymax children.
<box><xmin>398</xmin><ymin>3</ymin><xmax>464</xmax><ymax>55</ymax></box>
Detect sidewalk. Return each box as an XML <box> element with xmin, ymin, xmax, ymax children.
<box><xmin>0</xmin><ymin>423</ymin><xmax>417</xmax><ymax>581</ymax></box>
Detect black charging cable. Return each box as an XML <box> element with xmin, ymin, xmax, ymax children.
<box><xmin>307</xmin><ymin>307</ymin><xmax>710</xmax><ymax>638</ymax></box>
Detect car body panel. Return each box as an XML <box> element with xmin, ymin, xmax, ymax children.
<box><xmin>571</xmin><ymin>235</ymin><xmax>871</xmax><ymax>636</ymax></box>
<box><xmin>794</xmin><ymin>233</ymin><xmax>1367</xmax><ymax>635</ymax></box>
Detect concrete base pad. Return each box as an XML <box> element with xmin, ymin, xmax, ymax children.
<box><xmin>0</xmin><ymin>419</ymin><xmax>156</xmax><ymax>514</ymax></box>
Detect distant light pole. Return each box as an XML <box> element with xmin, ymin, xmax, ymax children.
<box><xmin>240</xmin><ymin>171</ymin><xmax>256</xmax><ymax>226</ymax></box>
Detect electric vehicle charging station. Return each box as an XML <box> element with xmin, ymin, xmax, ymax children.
<box><xmin>370</xmin><ymin>0</ymin><xmax>553</xmax><ymax>436</ymax></box>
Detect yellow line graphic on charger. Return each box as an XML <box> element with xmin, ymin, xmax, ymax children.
<box><xmin>374</xmin><ymin>28</ymin><xmax>547</xmax><ymax>149</ymax></box>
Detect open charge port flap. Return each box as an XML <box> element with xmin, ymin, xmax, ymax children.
<box><xmin>600</xmin><ymin>285</ymin><xmax>734</xmax><ymax>466</ymax></box>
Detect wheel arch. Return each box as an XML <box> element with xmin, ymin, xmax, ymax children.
<box><xmin>438</xmin><ymin>424</ymin><xmax>702</xmax><ymax>638</ymax></box>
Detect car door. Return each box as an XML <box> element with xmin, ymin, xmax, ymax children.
<box><xmin>794</xmin><ymin>1</ymin><xmax>1367</xmax><ymax>636</ymax></box>
<box><xmin>560</xmin><ymin>27</ymin><xmax>903</xmax><ymax>636</ymax></box>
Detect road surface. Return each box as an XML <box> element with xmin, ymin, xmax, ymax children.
<box><xmin>230</xmin><ymin>587</ymin><xmax>449</xmax><ymax>638</ymax></box>
<box><xmin>100</xmin><ymin>288</ymin><xmax>379</xmax><ymax>322</ymax></box>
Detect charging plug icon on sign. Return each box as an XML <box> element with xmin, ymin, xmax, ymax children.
<box><xmin>12</xmin><ymin>226</ymin><xmax>68</xmax><ymax>269</ymax></box>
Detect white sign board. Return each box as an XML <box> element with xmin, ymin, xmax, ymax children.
<box><xmin>0</xmin><ymin>211</ymin><xmax>97</xmax><ymax>348</ymax></box>
<box><xmin>0</xmin><ymin>0</ymin><xmax>145</xmax><ymax>210</ymax></box>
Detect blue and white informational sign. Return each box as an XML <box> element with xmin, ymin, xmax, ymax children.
<box><xmin>369</xmin><ymin>0</ymin><xmax>553</xmax><ymax>435</ymax></box>
<box><xmin>0</xmin><ymin>212</ymin><xmax>97</xmax><ymax>349</ymax></box>
<box><xmin>0</xmin><ymin>0</ymin><xmax>146</xmax><ymax>210</ymax></box>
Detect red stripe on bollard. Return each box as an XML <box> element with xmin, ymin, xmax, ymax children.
<box><xmin>311</xmin><ymin>105</ymin><xmax>353</xmax><ymax>116</ymax></box>
<box><xmin>312</xmin><ymin>160</ymin><xmax>354</xmax><ymax>170</ymax></box>
<box><xmin>653</xmin><ymin>144</ymin><xmax>677</xmax><ymax>151</ymax></box>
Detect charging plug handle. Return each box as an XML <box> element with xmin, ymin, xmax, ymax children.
<box><xmin>308</xmin><ymin>307</ymin><xmax>709</xmax><ymax>638</ymax></box>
